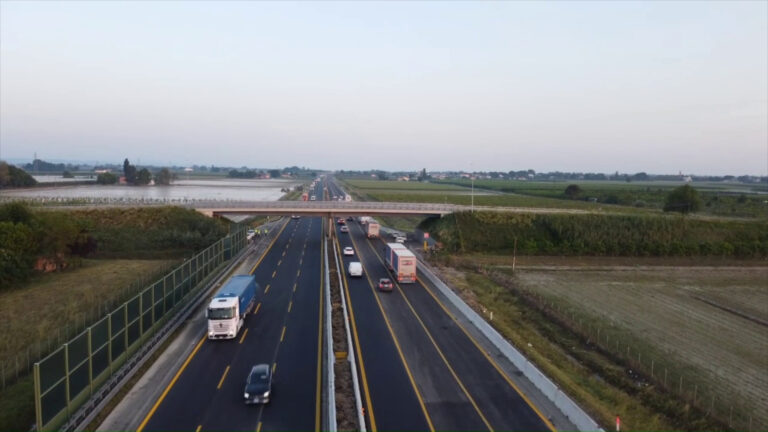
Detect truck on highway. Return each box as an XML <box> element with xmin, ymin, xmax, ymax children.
<box><xmin>366</xmin><ymin>221</ymin><xmax>380</xmax><ymax>238</ymax></box>
<box><xmin>207</xmin><ymin>275</ymin><xmax>258</xmax><ymax>339</ymax></box>
<box><xmin>384</xmin><ymin>243</ymin><xmax>417</xmax><ymax>283</ymax></box>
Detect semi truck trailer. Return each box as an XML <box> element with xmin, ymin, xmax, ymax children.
<box><xmin>384</xmin><ymin>243</ymin><xmax>417</xmax><ymax>283</ymax></box>
<box><xmin>207</xmin><ymin>275</ymin><xmax>258</xmax><ymax>339</ymax></box>
<box><xmin>366</xmin><ymin>221</ymin><xmax>380</xmax><ymax>238</ymax></box>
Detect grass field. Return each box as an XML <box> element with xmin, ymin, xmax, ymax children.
<box><xmin>341</xmin><ymin>178</ymin><xmax>645</xmax><ymax>213</ymax></box>
<box><xmin>0</xmin><ymin>259</ymin><xmax>178</xmax><ymax>371</ymax></box>
<box><xmin>499</xmin><ymin>263</ymin><xmax>768</xmax><ymax>430</ymax></box>
<box><xmin>438</xmin><ymin>179</ymin><xmax>768</xmax><ymax>218</ymax></box>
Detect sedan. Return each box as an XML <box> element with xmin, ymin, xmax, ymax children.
<box><xmin>378</xmin><ymin>278</ymin><xmax>393</xmax><ymax>292</ymax></box>
<box><xmin>244</xmin><ymin>364</ymin><xmax>272</xmax><ymax>404</ymax></box>
<box><xmin>343</xmin><ymin>247</ymin><xmax>354</xmax><ymax>256</ymax></box>
<box><xmin>337</xmin><ymin>218</ymin><xmax>346</xmax><ymax>225</ymax></box>
<box><xmin>340</xmin><ymin>226</ymin><xmax>349</xmax><ymax>233</ymax></box>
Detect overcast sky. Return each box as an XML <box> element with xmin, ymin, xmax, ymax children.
<box><xmin>1</xmin><ymin>1</ymin><xmax>766</xmax><ymax>175</ymax></box>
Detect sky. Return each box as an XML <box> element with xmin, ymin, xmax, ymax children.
<box><xmin>1</xmin><ymin>1</ymin><xmax>766</xmax><ymax>175</ymax></box>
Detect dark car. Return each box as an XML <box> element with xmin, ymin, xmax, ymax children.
<box><xmin>378</xmin><ymin>278</ymin><xmax>393</xmax><ymax>292</ymax></box>
<box><xmin>346</xmin><ymin>216</ymin><xmax>354</xmax><ymax>221</ymax></box>
<box><xmin>244</xmin><ymin>364</ymin><xmax>272</xmax><ymax>404</ymax></box>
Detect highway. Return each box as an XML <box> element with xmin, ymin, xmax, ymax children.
<box><xmin>138</xmin><ymin>182</ymin><xmax>326</xmax><ymax>432</ymax></box>
<box><xmin>331</xmin><ymin>178</ymin><xmax>555</xmax><ymax>432</ymax></box>
<box><xmin>134</xmin><ymin>177</ymin><xmax>563</xmax><ymax>431</ymax></box>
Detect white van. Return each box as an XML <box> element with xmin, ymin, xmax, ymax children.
<box><xmin>348</xmin><ymin>262</ymin><xmax>363</xmax><ymax>277</ymax></box>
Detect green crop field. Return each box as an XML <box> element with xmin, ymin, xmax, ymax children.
<box><xmin>436</xmin><ymin>179</ymin><xmax>768</xmax><ymax>218</ymax></box>
<box><xmin>502</xmin><ymin>264</ymin><xmax>768</xmax><ymax>430</ymax></box>
<box><xmin>340</xmin><ymin>178</ymin><xmax>646</xmax><ymax>213</ymax></box>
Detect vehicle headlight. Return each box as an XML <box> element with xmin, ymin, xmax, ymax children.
<box><xmin>263</xmin><ymin>391</ymin><xmax>270</xmax><ymax>397</ymax></box>
<box><xmin>244</xmin><ymin>393</ymin><xmax>250</xmax><ymax>398</ymax></box>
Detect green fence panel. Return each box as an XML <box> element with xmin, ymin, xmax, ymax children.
<box><xmin>67</xmin><ymin>332</ymin><xmax>88</xmax><ymax>373</ymax></box>
<box><xmin>41</xmin><ymin>380</ymin><xmax>67</xmax><ymax>425</ymax></box>
<box><xmin>91</xmin><ymin>345</ymin><xmax>109</xmax><ymax>379</ymax></box>
<box><xmin>91</xmin><ymin>318</ymin><xmax>109</xmax><ymax>349</ymax></box>
<box><xmin>35</xmin><ymin>230</ymin><xmax>245</xmax><ymax>431</ymax></box>
<box><xmin>127</xmin><ymin>296</ymin><xmax>140</xmax><ymax>323</ymax></box>
<box><xmin>68</xmin><ymin>360</ymin><xmax>89</xmax><ymax>401</ymax></box>
<box><xmin>39</xmin><ymin>348</ymin><xmax>65</xmax><ymax>391</ymax></box>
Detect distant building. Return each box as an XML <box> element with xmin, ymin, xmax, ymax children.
<box><xmin>94</xmin><ymin>169</ymin><xmax>111</xmax><ymax>174</ymax></box>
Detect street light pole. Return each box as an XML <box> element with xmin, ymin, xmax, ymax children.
<box><xmin>471</xmin><ymin>171</ymin><xmax>474</xmax><ymax>213</ymax></box>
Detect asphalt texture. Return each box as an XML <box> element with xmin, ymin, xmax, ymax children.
<box><xmin>331</xmin><ymin>179</ymin><xmax>553</xmax><ymax>432</ymax></box>
<box><xmin>140</xmin><ymin>184</ymin><xmax>326</xmax><ymax>432</ymax></box>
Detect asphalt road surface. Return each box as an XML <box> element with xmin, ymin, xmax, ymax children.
<box><xmin>139</xmin><ymin>183</ymin><xmax>326</xmax><ymax>432</ymax></box>
<box><xmin>333</xmin><ymin>184</ymin><xmax>554</xmax><ymax>432</ymax></box>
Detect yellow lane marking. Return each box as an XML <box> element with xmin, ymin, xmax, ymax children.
<box><xmin>255</xmin><ymin>302</ymin><xmax>261</xmax><ymax>314</ymax></box>
<box><xmin>272</xmin><ymin>363</ymin><xmax>277</xmax><ymax>374</ymax></box>
<box><xmin>395</xmin><ymin>281</ymin><xmax>493</xmax><ymax>431</ymax></box>
<box><xmin>297</xmin><ymin>269</ymin><xmax>301</xmax><ymax>277</ymax></box>
<box><xmin>217</xmin><ymin>365</ymin><xmax>230</xmax><ymax>390</ymax></box>
<box><xmin>415</xmin><ymin>275</ymin><xmax>557</xmax><ymax>432</ymax></box>
<box><xmin>137</xmin><ymin>336</ymin><xmax>206</xmax><ymax>431</ymax></box>
<box><xmin>265</xmin><ymin>285</ymin><xmax>270</xmax><ymax>294</ymax></box>
<box><xmin>239</xmin><ymin>328</ymin><xmax>248</xmax><ymax>344</ymax></box>
<box><xmin>280</xmin><ymin>326</ymin><xmax>287</xmax><ymax>342</ymax></box>
<box><xmin>283</xmin><ymin>251</ymin><xmax>286</xmax><ymax>257</ymax></box>
<box><xmin>293</xmin><ymin>283</ymin><xmax>297</xmax><ymax>292</ymax></box>
<box><xmin>335</xmin><ymin>235</ymin><xmax>378</xmax><ymax>432</ymax></box>
<box><xmin>278</xmin><ymin>259</ymin><xmax>282</xmax><ymax>266</ymax></box>
<box><xmin>196</xmin><ymin>425</ymin><xmax>202</xmax><ymax>432</ymax></box>
<box><xmin>272</xmin><ymin>270</ymin><xmax>276</xmax><ymax>278</ymax></box>
<box><xmin>249</xmin><ymin>219</ymin><xmax>289</xmax><ymax>274</ymax></box>
<box><xmin>288</xmin><ymin>301</ymin><xmax>293</xmax><ymax>312</ymax></box>
<box><xmin>315</xmin><ymin>222</ymin><xmax>325</xmax><ymax>432</ymax></box>
<box><xmin>345</xmin><ymin>234</ymin><xmax>433</xmax><ymax>432</ymax></box>
<box><xmin>256</xmin><ymin>422</ymin><xmax>262</xmax><ymax>432</ymax></box>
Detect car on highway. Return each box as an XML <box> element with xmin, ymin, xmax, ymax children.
<box><xmin>346</xmin><ymin>216</ymin><xmax>354</xmax><ymax>221</ymax></box>
<box><xmin>348</xmin><ymin>262</ymin><xmax>363</xmax><ymax>277</ymax></box>
<box><xmin>291</xmin><ymin>215</ymin><xmax>300</xmax><ymax>219</ymax></box>
<box><xmin>343</xmin><ymin>246</ymin><xmax>354</xmax><ymax>256</ymax></box>
<box><xmin>340</xmin><ymin>226</ymin><xmax>349</xmax><ymax>233</ymax></box>
<box><xmin>244</xmin><ymin>364</ymin><xmax>272</xmax><ymax>404</ymax></box>
<box><xmin>394</xmin><ymin>235</ymin><xmax>407</xmax><ymax>243</ymax></box>
<box><xmin>337</xmin><ymin>218</ymin><xmax>345</xmax><ymax>225</ymax></box>
<box><xmin>378</xmin><ymin>278</ymin><xmax>393</xmax><ymax>292</ymax></box>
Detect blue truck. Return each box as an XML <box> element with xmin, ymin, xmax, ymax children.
<box><xmin>207</xmin><ymin>274</ymin><xmax>258</xmax><ymax>339</ymax></box>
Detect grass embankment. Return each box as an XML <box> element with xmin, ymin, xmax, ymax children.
<box><xmin>420</xmin><ymin>211</ymin><xmax>768</xmax><ymax>258</ymax></box>
<box><xmin>70</xmin><ymin>207</ymin><xmax>227</xmax><ymax>258</ymax></box>
<box><xmin>437</xmin><ymin>179</ymin><xmax>768</xmax><ymax>219</ymax></box>
<box><xmin>0</xmin><ymin>259</ymin><xmax>178</xmax><ymax>431</ymax></box>
<box><xmin>431</xmin><ymin>260</ymin><xmax>733</xmax><ymax>430</ymax></box>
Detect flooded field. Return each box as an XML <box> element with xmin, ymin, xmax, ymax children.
<box><xmin>0</xmin><ymin>178</ymin><xmax>303</xmax><ymax>202</ymax></box>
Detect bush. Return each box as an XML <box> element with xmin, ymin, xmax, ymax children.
<box><xmin>96</xmin><ymin>172</ymin><xmax>118</xmax><ymax>184</ymax></box>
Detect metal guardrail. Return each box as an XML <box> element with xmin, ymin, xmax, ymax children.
<box><xmin>333</xmin><ymin>240</ymin><xmax>366</xmax><ymax>432</ymax></box>
<box><xmin>323</xmin><ymin>227</ymin><xmax>337</xmax><ymax>432</ymax></box>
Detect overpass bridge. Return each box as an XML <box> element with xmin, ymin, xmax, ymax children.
<box><xmin>190</xmin><ymin>200</ymin><xmax>461</xmax><ymax>218</ymax></box>
<box><xmin>189</xmin><ymin>200</ymin><xmax>588</xmax><ymax>218</ymax></box>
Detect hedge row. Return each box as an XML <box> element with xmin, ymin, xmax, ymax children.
<box><xmin>420</xmin><ymin>211</ymin><xmax>768</xmax><ymax>257</ymax></box>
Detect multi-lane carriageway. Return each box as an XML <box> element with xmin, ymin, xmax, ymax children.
<box><xmin>135</xmin><ymin>179</ymin><xmax>563</xmax><ymax>432</ymax></box>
